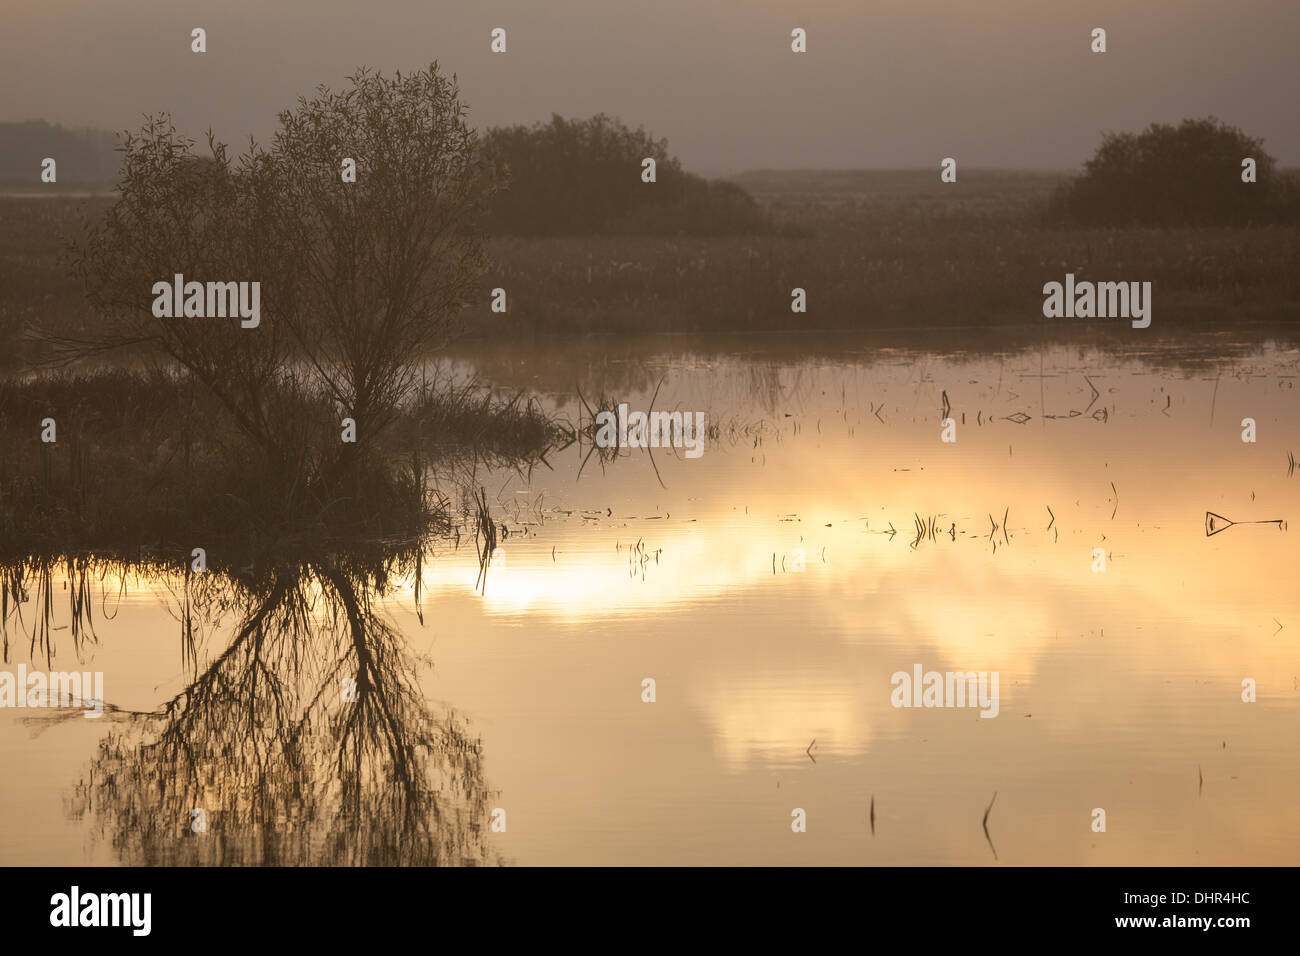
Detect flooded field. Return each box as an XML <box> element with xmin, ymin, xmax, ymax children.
<box><xmin>2</xmin><ymin>333</ymin><xmax>1298</xmax><ymax>865</ymax></box>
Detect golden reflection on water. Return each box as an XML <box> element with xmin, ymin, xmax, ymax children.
<box><xmin>3</xmin><ymin>341</ymin><xmax>1299</xmax><ymax>864</ymax></box>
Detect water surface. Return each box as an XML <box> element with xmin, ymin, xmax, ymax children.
<box><xmin>3</xmin><ymin>334</ymin><xmax>1298</xmax><ymax>865</ymax></box>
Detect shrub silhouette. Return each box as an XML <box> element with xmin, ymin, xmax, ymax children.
<box><xmin>1052</xmin><ymin>118</ymin><xmax>1298</xmax><ymax>227</ymax></box>
<box><xmin>481</xmin><ymin>113</ymin><xmax>765</xmax><ymax>236</ymax></box>
<box><xmin>54</xmin><ymin>64</ymin><xmax>510</xmax><ymax>538</ymax></box>
<box><xmin>70</xmin><ymin>65</ymin><xmax>495</xmax><ymax>466</ymax></box>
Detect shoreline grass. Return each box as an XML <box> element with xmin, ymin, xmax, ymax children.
<box><xmin>0</xmin><ymin>368</ymin><xmax>565</xmax><ymax>560</ymax></box>
<box><xmin>5</xmin><ymin>175</ymin><xmax>1296</xmax><ymax>374</ymax></box>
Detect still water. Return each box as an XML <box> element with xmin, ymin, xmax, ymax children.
<box><xmin>3</xmin><ymin>334</ymin><xmax>1299</xmax><ymax>865</ymax></box>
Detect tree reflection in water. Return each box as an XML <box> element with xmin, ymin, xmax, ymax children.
<box><xmin>7</xmin><ymin>547</ymin><xmax>502</xmax><ymax>866</ymax></box>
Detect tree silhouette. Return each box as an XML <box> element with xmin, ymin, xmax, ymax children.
<box><xmin>481</xmin><ymin>113</ymin><xmax>765</xmax><ymax>236</ymax></box>
<box><xmin>1053</xmin><ymin>117</ymin><xmax>1298</xmax><ymax>226</ymax></box>
<box><xmin>69</xmin><ymin>64</ymin><xmax>496</xmax><ymax>472</ymax></box>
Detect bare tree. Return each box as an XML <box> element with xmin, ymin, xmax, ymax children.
<box><xmin>273</xmin><ymin>65</ymin><xmax>496</xmax><ymax>457</ymax></box>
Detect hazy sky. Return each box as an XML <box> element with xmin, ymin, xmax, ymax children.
<box><xmin>4</xmin><ymin>0</ymin><xmax>1297</xmax><ymax>174</ymax></box>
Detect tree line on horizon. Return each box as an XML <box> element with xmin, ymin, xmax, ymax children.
<box><xmin>3</xmin><ymin>106</ymin><xmax>1295</xmax><ymax>232</ymax></box>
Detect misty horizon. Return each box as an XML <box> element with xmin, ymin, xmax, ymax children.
<box><xmin>5</xmin><ymin>0</ymin><xmax>1298</xmax><ymax>176</ymax></box>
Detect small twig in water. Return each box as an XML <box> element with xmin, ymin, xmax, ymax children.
<box><xmin>982</xmin><ymin>791</ymin><xmax>998</xmax><ymax>860</ymax></box>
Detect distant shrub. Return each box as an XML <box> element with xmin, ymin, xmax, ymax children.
<box><xmin>481</xmin><ymin>113</ymin><xmax>766</xmax><ymax>236</ymax></box>
<box><xmin>1052</xmin><ymin>118</ymin><xmax>1297</xmax><ymax>226</ymax></box>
